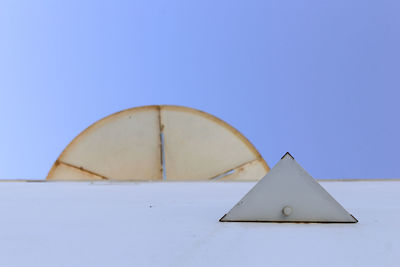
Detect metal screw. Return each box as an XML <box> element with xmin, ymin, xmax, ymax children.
<box><xmin>282</xmin><ymin>205</ymin><xmax>293</xmax><ymax>216</ymax></box>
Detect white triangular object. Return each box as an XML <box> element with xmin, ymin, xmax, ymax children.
<box><xmin>220</xmin><ymin>152</ymin><xmax>357</xmax><ymax>223</ymax></box>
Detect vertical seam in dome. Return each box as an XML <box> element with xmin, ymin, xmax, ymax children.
<box><xmin>158</xmin><ymin>106</ymin><xmax>166</xmax><ymax>180</ymax></box>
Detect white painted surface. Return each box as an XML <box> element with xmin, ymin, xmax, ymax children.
<box><xmin>0</xmin><ymin>181</ymin><xmax>398</xmax><ymax>267</ymax></box>
<box><xmin>221</xmin><ymin>154</ymin><xmax>356</xmax><ymax>222</ymax></box>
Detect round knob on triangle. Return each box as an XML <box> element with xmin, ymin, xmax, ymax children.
<box><xmin>282</xmin><ymin>206</ymin><xmax>293</xmax><ymax>216</ymax></box>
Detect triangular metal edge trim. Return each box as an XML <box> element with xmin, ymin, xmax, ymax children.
<box><xmin>220</xmin><ymin>152</ymin><xmax>358</xmax><ymax>223</ymax></box>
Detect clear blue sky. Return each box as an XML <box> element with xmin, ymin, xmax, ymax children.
<box><xmin>0</xmin><ymin>0</ymin><xmax>399</xmax><ymax>179</ymax></box>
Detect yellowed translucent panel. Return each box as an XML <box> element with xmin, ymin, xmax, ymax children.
<box><xmin>47</xmin><ymin>105</ymin><xmax>269</xmax><ymax>181</ymax></box>
<box><xmin>161</xmin><ymin>106</ymin><xmax>268</xmax><ymax>180</ymax></box>
<box><xmin>48</xmin><ymin>106</ymin><xmax>162</xmax><ymax>181</ymax></box>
